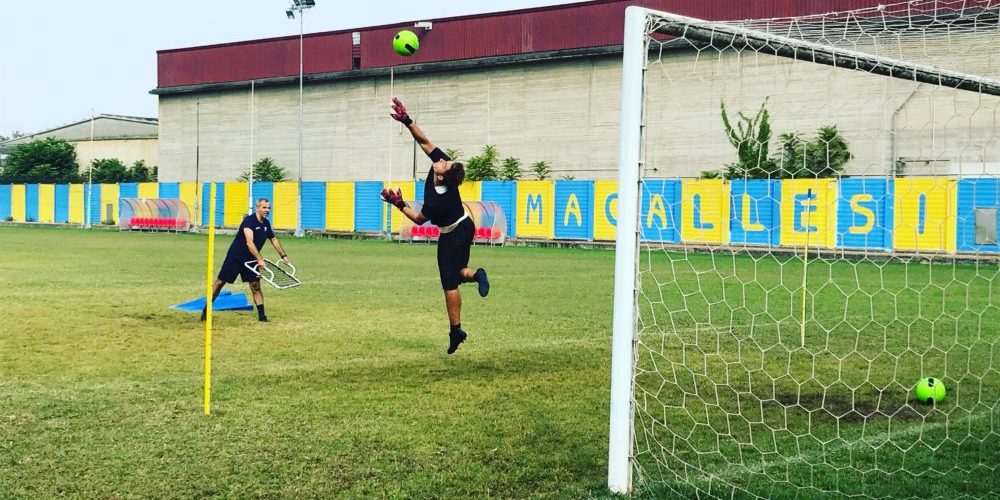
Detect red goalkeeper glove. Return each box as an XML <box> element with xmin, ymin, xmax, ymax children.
<box><xmin>390</xmin><ymin>97</ymin><xmax>412</xmax><ymax>126</ymax></box>
<box><xmin>380</xmin><ymin>188</ymin><xmax>406</xmax><ymax>210</ymax></box>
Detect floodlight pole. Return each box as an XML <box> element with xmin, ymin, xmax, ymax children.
<box><xmin>287</xmin><ymin>1</ymin><xmax>314</xmax><ymax>238</ymax></box>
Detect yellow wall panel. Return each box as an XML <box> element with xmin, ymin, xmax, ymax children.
<box><xmin>593</xmin><ymin>180</ymin><xmax>619</xmax><ymax>241</ymax></box>
<box><xmin>38</xmin><ymin>184</ymin><xmax>55</xmax><ymax>223</ymax></box>
<box><xmin>680</xmin><ymin>179</ymin><xmax>730</xmax><ymax>244</ymax></box>
<box><xmin>384</xmin><ymin>181</ymin><xmax>415</xmax><ymax>233</ymax></box>
<box><xmin>516</xmin><ymin>180</ymin><xmax>555</xmax><ymax>239</ymax></box>
<box><xmin>10</xmin><ymin>184</ymin><xmax>25</xmax><ymax>221</ymax></box>
<box><xmin>69</xmin><ymin>184</ymin><xmax>84</xmax><ymax>223</ymax></box>
<box><xmin>224</xmin><ymin>182</ymin><xmax>250</xmax><ymax>227</ymax></box>
<box><xmin>326</xmin><ymin>182</ymin><xmax>354</xmax><ymax>232</ymax></box>
<box><xmin>100</xmin><ymin>184</ymin><xmax>119</xmax><ymax>223</ymax></box>
<box><xmin>459</xmin><ymin>181</ymin><xmax>481</xmax><ymax>202</ymax></box>
<box><xmin>180</xmin><ymin>182</ymin><xmax>199</xmax><ymax>224</ymax></box>
<box><xmin>272</xmin><ymin>182</ymin><xmax>298</xmax><ymax>230</ymax></box>
<box><xmin>138</xmin><ymin>182</ymin><xmax>158</xmax><ymax>199</ymax></box>
<box><xmin>780</xmin><ymin>179</ymin><xmax>837</xmax><ymax>249</ymax></box>
<box><xmin>893</xmin><ymin>177</ymin><xmax>957</xmax><ymax>252</ymax></box>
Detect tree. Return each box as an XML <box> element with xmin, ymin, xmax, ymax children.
<box><xmin>445</xmin><ymin>148</ymin><xmax>463</xmax><ymax>161</ymax></box>
<box><xmin>773</xmin><ymin>126</ymin><xmax>852</xmax><ymax>179</ymax></box>
<box><xmin>238</xmin><ymin>157</ymin><xmax>289</xmax><ymax>182</ymax></box>
<box><xmin>719</xmin><ymin>99</ymin><xmax>852</xmax><ymax>179</ymax></box>
<box><xmin>0</xmin><ymin>131</ymin><xmax>24</xmax><ymax>142</ymax></box>
<box><xmin>720</xmin><ymin>99</ymin><xmax>776</xmax><ymax>180</ymax></box>
<box><xmin>128</xmin><ymin>160</ymin><xmax>157</xmax><ymax>182</ymax></box>
<box><xmin>0</xmin><ymin>138</ymin><xmax>79</xmax><ymax>183</ymax></box>
<box><xmin>530</xmin><ymin>160</ymin><xmax>552</xmax><ymax>180</ymax></box>
<box><xmin>499</xmin><ymin>156</ymin><xmax>523</xmax><ymax>181</ymax></box>
<box><xmin>83</xmin><ymin>158</ymin><xmax>129</xmax><ymax>183</ymax></box>
<box><xmin>465</xmin><ymin>145</ymin><xmax>500</xmax><ymax>181</ymax></box>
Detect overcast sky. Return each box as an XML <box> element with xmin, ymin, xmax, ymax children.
<box><xmin>0</xmin><ymin>0</ymin><xmax>587</xmax><ymax>137</ymax></box>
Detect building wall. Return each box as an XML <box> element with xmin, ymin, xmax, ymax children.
<box><xmin>157</xmin><ymin>30</ymin><xmax>1000</xmax><ymax>182</ymax></box>
<box><xmin>74</xmin><ymin>139</ymin><xmax>159</xmax><ymax>171</ymax></box>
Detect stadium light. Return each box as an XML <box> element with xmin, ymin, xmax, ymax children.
<box><xmin>286</xmin><ymin>0</ymin><xmax>315</xmax><ymax>238</ymax></box>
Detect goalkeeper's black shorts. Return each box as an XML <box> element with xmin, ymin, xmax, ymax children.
<box><xmin>437</xmin><ymin>217</ymin><xmax>475</xmax><ymax>290</ymax></box>
<box><xmin>218</xmin><ymin>256</ymin><xmax>261</xmax><ymax>284</ymax></box>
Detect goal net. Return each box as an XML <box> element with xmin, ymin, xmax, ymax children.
<box><xmin>609</xmin><ymin>2</ymin><xmax>1000</xmax><ymax>497</ymax></box>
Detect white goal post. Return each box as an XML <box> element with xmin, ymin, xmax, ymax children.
<box><xmin>611</xmin><ymin>2</ymin><xmax>1000</xmax><ymax>496</ymax></box>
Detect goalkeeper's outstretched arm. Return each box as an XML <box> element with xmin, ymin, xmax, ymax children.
<box><xmin>390</xmin><ymin>97</ymin><xmax>436</xmax><ymax>156</ymax></box>
<box><xmin>381</xmin><ymin>187</ymin><xmax>425</xmax><ymax>225</ymax></box>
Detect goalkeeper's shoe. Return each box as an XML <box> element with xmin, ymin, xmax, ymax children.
<box><xmin>447</xmin><ymin>329</ymin><xmax>468</xmax><ymax>354</ymax></box>
<box><xmin>475</xmin><ymin>268</ymin><xmax>490</xmax><ymax>297</ymax></box>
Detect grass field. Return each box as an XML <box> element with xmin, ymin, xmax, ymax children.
<box><xmin>2</xmin><ymin>226</ymin><xmax>997</xmax><ymax>499</ymax></box>
<box><xmin>1</xmin><ymin>226</ymin><xmax>615</xmax><ymax>498</ymax></box>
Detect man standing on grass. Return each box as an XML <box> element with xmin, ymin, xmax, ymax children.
<box><xmin>201</xmin><ymin>198</ymin><xmax>290</xmax><ymax>322</ymax></box>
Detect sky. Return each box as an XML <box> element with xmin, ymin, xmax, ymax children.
<box><xmin>0</xmin><ymin>0</ymin><xmax>587</xmax><ymax>138</ymax></box>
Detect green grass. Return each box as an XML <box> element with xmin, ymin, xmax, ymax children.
<box><xmin>0</xmin><ymin>226</ymin><xmax>614</xmax><ymax>498</ymax></box>
<box><xmin>1</xmin><ymin>226</ymin><xmax>997</xmax><ymax>499</ymax></box>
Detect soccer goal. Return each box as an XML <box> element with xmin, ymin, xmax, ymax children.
<box><xmin>609</xmin><ymin>2</ymin><xmax>1000</xmax><ymax>497</ymax></box>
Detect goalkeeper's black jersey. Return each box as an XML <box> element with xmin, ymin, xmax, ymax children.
<box><xmin>420</xmin><ymin>147</ymin><xmax>465</xmax><ymax>227</ymax></box>
<box><xmin>227</xmin><ymin>214</ymin><xmax>274</xmax><ymax>261</ymax></box>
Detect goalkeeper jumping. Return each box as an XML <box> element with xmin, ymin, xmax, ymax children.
<box><xmin>382</xmin><ymin>97</ymin><xmax>490</xmax><ymax>354</ymax></box>
<box><xmin>201</xmin><ymin>197</ymin><xmax>291</xmax><ymax>322</ymax></box>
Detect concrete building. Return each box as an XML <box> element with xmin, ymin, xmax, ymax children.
<box><xmin>0</xmin><ymin>114</ymin><xmax>158</xmax><ymax>171</ymax></box>
<box><xmin>152</xmin><ymin>0</ymin><xmax>1000</xmax><ymax>183</ymax></box>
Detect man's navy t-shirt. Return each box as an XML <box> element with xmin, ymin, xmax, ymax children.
<box><xmin>226</xmin><ymin>214</ymin><xmax>274</xmax><ymax>261</ymax></box>
<box><xmin>421</xmin><ymin>148</ymin><xmax>465</xmax><ymax>227</ymax></box>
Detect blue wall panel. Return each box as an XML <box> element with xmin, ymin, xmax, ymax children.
<box><xmin>354</xmin><ymin>181</ymin><xmax>384</xmax><ymax>232</ymax></box>
<box><xmin>957</xmin><ymin>178</ymin><xmax>1000</xmax><ymax>253</ymax></box>
<box><xmin>481</xmin><ymin>181</ymin><xmax>518</xmax><ymax>238</ymax></box>
<box><xmin>554</xmin><ymin>180</ymin><xmax>594</xmax><ymax>240</ymax></box>
<box><xmin>640</xmin><ymin>179</ymin><xmax>681</xmax><ymax>242</ymax></box>
<box><xmin>201</xmin><ymin>182</ymin><xmax>225</xmax><ymax>226</ymax></box>
<box><xmin>55</xmin><ymin>184</ymin><xmax>69</xmax><ymax>222</ymax></box>
<box><xmin>730</xmin><ymin>179</ymin><xmax>781</xmax><ymax>246</ymax></box>
<box><xmin>25</xmin><ymin>184</ymin><xmax>39</xmax><ymax>222</ymax></box>
<box><xmin>84</xmin><ymin>184</ymin><xmax>101</xmax><ymax>224</ymax></box>
<box><xmin>301</xmin><ymin>182</ymin><xmax>326</xmax><ymax>230</ymax></box>
<box><xmin>837</xmin><ymin>178</ymin><xmax>893</xmax><ymax>251</ymax></box>
<box><xmin>0</xmin><ymin>185</ymin><xmax>10</xmax><ymax>219</ymax></box>
<box><xmin>119</xmin><ymin>183</ymin><xmax>138</xmax><ymax>199</ymax></box>
<box><xmin>159</xmin><ymin>182</ymin><xmax>179</xmax><ymax>199</ymax></box>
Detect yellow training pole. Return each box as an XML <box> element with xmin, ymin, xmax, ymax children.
<box><xmin>800</xmin><ymin>188</ymin><xmax>813</xmax><ymax>348</ymax></box>
<box><xmin>204</xmin><ymin>183</ymin><xmax>216</xmax><ymax>415</ymax></box>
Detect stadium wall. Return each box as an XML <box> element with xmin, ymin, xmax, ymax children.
<box><xmin>155</xmin><ymin>39</ymin><xmax>1000</xmax><ymax>184</ymax></box>
<box><xmin>2</xmin><ymin>178</ymin><xmax>998</xmax><ymax>254</ymax></box>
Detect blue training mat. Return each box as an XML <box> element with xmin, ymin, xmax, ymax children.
<box><xmin>170</xmin><ymin>290</ymin><xmax>254</xmax><ymax>312</ymax></box>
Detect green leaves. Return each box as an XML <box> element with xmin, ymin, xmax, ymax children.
<box><xmin>719</xmin><ymin>100</ymin><xmax>852</xmax><ymax>179</ymax></box>
<box><xmin>239</xmin><ymin>157</ymin><xmax>289</xmax><ymax>182</ymax></box>
<box><xmin>1</xmin><ymin>137</ymin><xmax>79</xmax><ymax>183</ymax></box>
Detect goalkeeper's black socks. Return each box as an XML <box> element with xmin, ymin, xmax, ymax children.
<box><xmin>475</xmin><ymin>268</ymin><xmax>490</xmax><ymax>297</ymax></box>
<box><xmin>200</xmin><ymin>307</ymin><xmax>207</xmax><ymax>322</ymax></box>
<box><xmin>447</xmin><ymin>323</ymin><xmax>467</xmax><ymax>354</ymax></box>
<box><xmin>257</xmin><ymin>304</ymin><xmax>268</xmax><ymax>322</ymax></box>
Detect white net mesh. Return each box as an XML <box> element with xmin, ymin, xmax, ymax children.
<box><xmin>630</xmin><ymin>2</ymin><xmax>1000</xmax><ymax>498</ymax></box>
